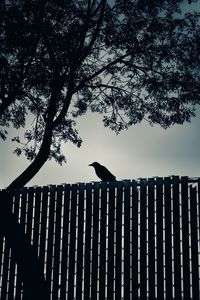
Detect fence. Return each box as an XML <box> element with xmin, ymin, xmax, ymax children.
<box><xmin>0</xmin><ymin>176</ymin><xmax>200</xmax><ymax>299</ymax></box>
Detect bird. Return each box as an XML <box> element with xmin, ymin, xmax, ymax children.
<box><xmin>89</xmin><ymin>162</ymin><xmax>116</xmax><ymax>182</ymax></box>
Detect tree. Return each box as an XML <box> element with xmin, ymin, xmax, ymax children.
<box><xmin>1</xmin><ymin>0</ymin><xmax>200</xmax><ymax>188</ymax></box>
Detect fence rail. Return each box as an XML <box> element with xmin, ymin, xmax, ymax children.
<box><xmin>0</xmin><ymin>176</ymin><xmax>200</xmax><ymax>299</ymax></box>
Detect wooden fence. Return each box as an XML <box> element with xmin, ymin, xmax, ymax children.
<box><xmin>0</xmin><ymin>176</ymin><xmax>200</xmax><ymax>299</ymax></box>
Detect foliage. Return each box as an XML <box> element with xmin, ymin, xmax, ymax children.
<box><xmin>0</xmin><ymin>0</ymin><xmax>200</xmax><ymax>184</ymax></box>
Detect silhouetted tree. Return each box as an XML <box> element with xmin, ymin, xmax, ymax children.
<box><xmin>1</xmin><ymin>1</ymin><xmax>200</xmax><ymax>298</ymax></box>
<box><xmin>1</xmin><ymin>0</ymin><xmax>200</xmax><ymax>188</ymax></box>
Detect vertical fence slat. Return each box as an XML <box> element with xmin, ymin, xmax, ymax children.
<box><xmin>8</xmin><ymin>192</ymin><xmax>20</xmax><ymax>300</ymax></box>
<box><xmin>181</xmin><ymin>177</ymin><xmax>190</xmax><ymax>299</ymax></box>
<box><xmin>68</xmin><ymin>185</ymin><xmax>77</xmax><ymax>299</ymax></box>
<box><xmin>32</xmin><ymin>187</ymin><xmax>42</xmax><ymax>252</ymax></box>
<box><xmin>24</xmin><ymin>187</ymin><xmax>35</xmax><ymax>297</ymax></box>
<box><xmin>83</xmin><ymin>184</ymin><xmax>93</xmax><ymax>300</ymax></box>
<box><xmin>38</xmin><ymin>187</ymin><xmax>48</xmax><ymax>279</ymax></box>
<box><xmin>164</xmin><ymin>177</ymin><xmax>172</xmax><ymax>299</ymax></box>
<box><xmin>2</xmin><ymin>191</ymin><xmax>19</xmax><ymax>300</ymax></box>
<box><xmin>0</xmin><ymin>233</ymin><xmax>4</xmax><ymax>300</ymax></box>
<box><xmin>76</xmin><ymin>185</ymin><xmax>85</xmax><ymax>300</ymax></box>
<box><xmin>1</xmin><ymin>242</ymin><xmax>9</xmax><ymax>300</ymax></box>
<box><xmin>0</xmin><ymin>194</ymin><xmax>5</xmax><ymax>299</ymax></box>
<box><xmin>12</xmin><ymin>188</ymin><xmax>22</xmax><ymax>300</ymax></box>
<box><xmin>124</xmin><ymin>181</ymin><xmax>131</xmax><ymax>299</ymax></box>
<box><xmin>99</xmin><ymin>182</ymin><xmax>107</xmax><ymax>300</ymax></box>
<box><xmin>52</xmin><ymin>187</ymin><xmax>63</xmax><ymax>300</ymax></box>
<box><xmin>21</xmin><ymin>188</ymin><xmax>35</xmax><ymax>298</ymax></box>
<box><xmin>115</xmin><ymin>182</ymin><xmax>123</xmax><ymax>299</ymax></box>
<box><xmin>16</xmin><ymin>189</ymin><xmax>28</xmax><ymax>298</ymax></box>
<box><xmin>19</xmin><ymin>189</ymin><xmax>28</xmax><ymax>235</ymax></box>
<box><xmin>190</xmin><ymin>186</ymin><xmax>199</xmax><ymax>299</ymax></box>
<box><xmin>15</xmin><ymin>264</ymin><xmax>22</xmax><ymax>300</ymax></box>
<box><xmin>46</xmin><ymin>188</ymin><xmax>56</xmax><ymax>298</ymax></box>
<box><xmin>26</xmin><ymin>188</ymin><xmax>34</xmax><ymax>242</ymax></box>
<box><xmin>107</xmin><ymin>183</ymin><xmax>115</xmax><ymax>300</ymax></box>
<box><xmin>148</xmin><ymin>178</ymin><xmax>155</xmax><ymax>299</ymax></box>
<box><xmin>156</xmin><ymin>177</ymin><xmax>164</xmax><ymax>299</ymax></box>
<box><xmin>173</xmin><ymin>176</ymin><xmax>182</xmax><ymax>300</ymax></box>
<box><xmin>91</xmin><ymin>184</ymin><xmax>100</xmax><ymax>299</ymax></box>
<box><xmin>132</xmin><ymin>181</ymin><xmax>138</xmax><ymax>299</ymax></box>
<box><xmin>8</xmin><ymin>258</ymin><xmax>15</xmax><ymax>300</ymax></box>
<box><xmin>140</xmin><ymin>179</ymin><xmax>147</xmax><ymax>299</ymax></box>
<box><xmin>60</xmin><ymin>186</ymin><xmax>70</xmax><ymax>300</ymax></box>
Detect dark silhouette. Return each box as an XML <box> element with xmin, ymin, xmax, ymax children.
<box><xmin>89</xmin><ymin>162</ymin><xmax>116</xmax><ymax>181</ymax></box>
<box><xmin>0</xmin><ymin>190</ymin><xmax>49</xmax><ymax>300</ymax></box>
<box><xmin>1</xmin><ymin>1</ymin><xmax>199</xmax><ymax>189</ymax></box>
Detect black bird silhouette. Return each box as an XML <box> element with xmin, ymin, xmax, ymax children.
<box><xmin>89</xmin><ymin>162</ymin><xmax>116</xmax><ymax>181</ymax></box>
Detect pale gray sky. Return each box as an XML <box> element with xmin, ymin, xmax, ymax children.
<box><xmin>1</xmin><ymin>109</ymin><xmax>200</xmax><ymax>189</ymax></box>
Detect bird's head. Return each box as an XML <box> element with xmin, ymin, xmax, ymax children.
<box><xmin>89</xmin><ymin>162</ymin><xmax>100</xmax><ymax>167</ymax></box>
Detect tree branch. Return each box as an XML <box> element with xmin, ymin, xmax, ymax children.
<box><xmin>51</xmin><ymin>1</ymin><xmax>108</xmax><ymax>128</ymax></box>
<box><xmin>75</xmin><ymin>53</ymin><xmax>130</xmax><ymax>92</ymax></box>
<box><xmin>52</xmin><ymin>88</ymin><xmax>73</xmax><ymax>128</ymax></box>
<box><xmin>8</xmin><ymin>77</ymin><xmax>61</xmax><ymax>188</ymax></box>
<box><xmin>39</xmin><ymin>24</ymin><xmax>61</xmax><ymax>79</ymax></box>
<box><xmin>82</xmin><ymin>0</ymin><xmax>106</xmax><ymax>59</ymax></box>
<box><xmin>0</xmin><ymin>35</ymin><xmax>41</xmax><ymax>117</ymax></box>
<box><xmin>85</xmin><ymin>83</ymin><xmax>129</xmax><ymax>93</ymax></box>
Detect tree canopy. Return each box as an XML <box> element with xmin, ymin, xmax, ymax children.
<box><xmin>0</xmin><ymin>0</ymin><xmax>200</xmax><ymax>187</ymax></box>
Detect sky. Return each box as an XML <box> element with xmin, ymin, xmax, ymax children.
<box><xmin>0</xmin><ymin>108</ymin><xmax>200</xmax><ymax>189</ymax></box>
<box><xmin>1</xmin><ymin>1</ymin><xmax>200</xmax><ymax>189</ymax></box>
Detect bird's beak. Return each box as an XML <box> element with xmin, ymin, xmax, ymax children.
<box><xmin>89</xmin><ymin>164</ymin><xmax>92</xmax><ymax>166</ymax></box>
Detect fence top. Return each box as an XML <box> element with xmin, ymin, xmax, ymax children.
<box><xmin>1</xmin><ymin>176</ymin><xmax>199</xmax><ymax>194</ymax></box>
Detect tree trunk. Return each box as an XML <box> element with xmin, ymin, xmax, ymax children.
<box><xmin>1</xmin><ymin>125</ymin><xmax>53</xmax><ymax>298</ymax></box>
<box><xmin>1</xmin><ymin>122</ymin><xmax>54</xmax><ymax>299</ymax></box>
<box><xmin>8</xmin><ymin>123</ymin><xmax>53</xmax><ymax>189</ymax></box>
<box><xmin>3</xmin><ymin>82</ymin><xmax>69</xmax><ymax>299</ymax></box>
<box><xmin>0</xmin><ymin>190</ymin><xmax>49</xmax><ymax>300</ymax></box>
